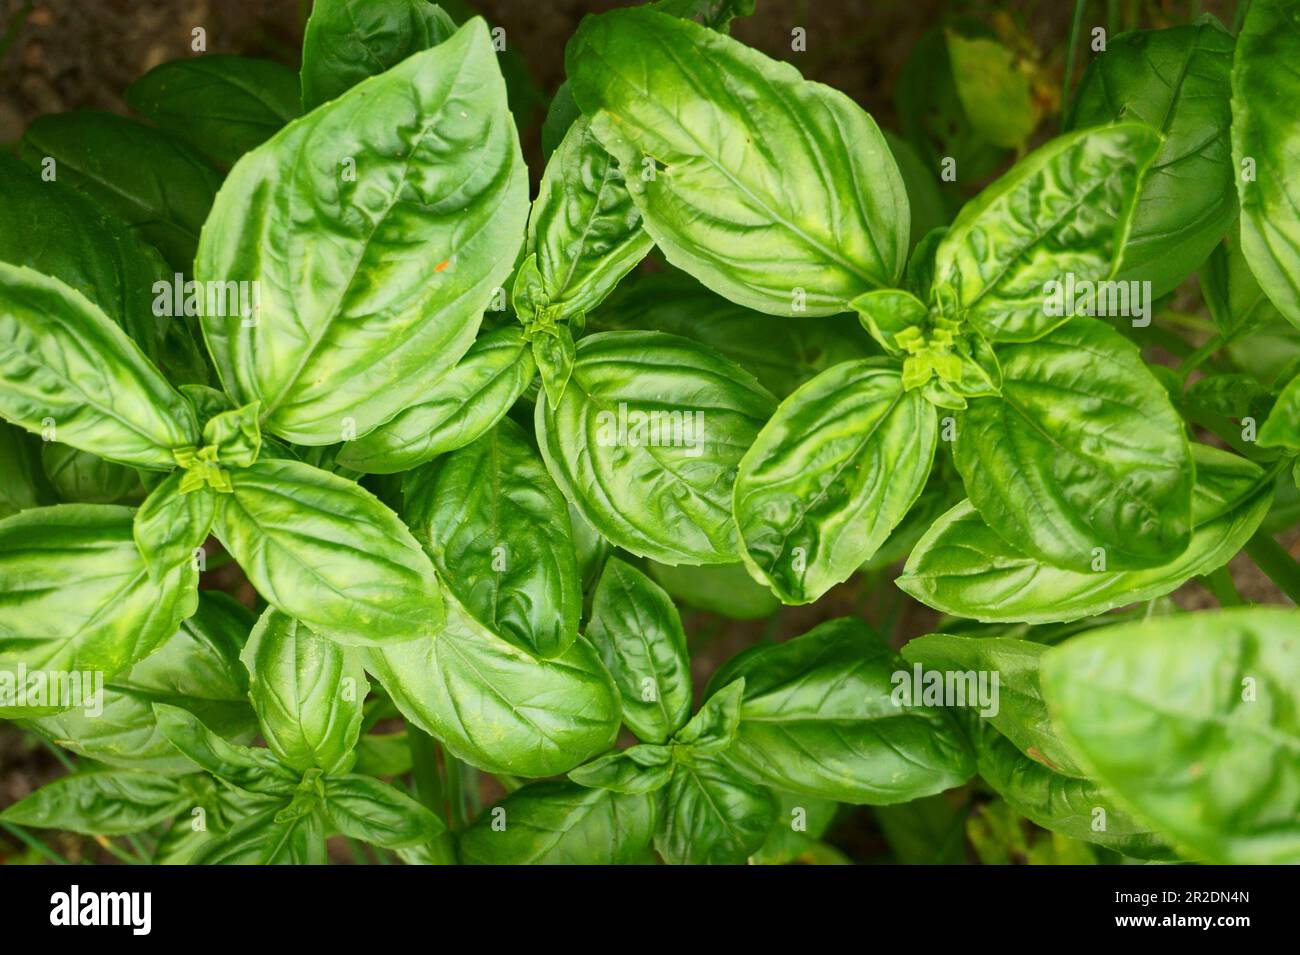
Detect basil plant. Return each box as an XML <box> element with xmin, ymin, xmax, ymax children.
<box><xmin>1</xmin><ymin>0</ymin><xmax>1297</xmax><ymax>866</ymax></box>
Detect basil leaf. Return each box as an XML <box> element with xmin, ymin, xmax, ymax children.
<box><xmin>214</xmin><ymin>459</ymin><xmax>442</xmax><ymax>646</ymax></box>
<box><xmin>154</xmin><ymin>703</ymin><xmax>298</xmax><ymax>798</ymax></box>
<box><xmin>300</xmin><ymin>0</ymin><xmax>457</xmax><ymax>111</ymax></box>
<box><xmin>322</xmin><ymin>775</ymin><xmax>444</xmax><ymax>849</ymax></box>
<box><xmin>974</xmin><ymin>723</ymin><xmax>1175</xmax><ymax>861</ymax></box>
<box><xmin>0</xmin><ymin>263</ymin><xmax>199</xmax><ymax>468</ymax></box>
<box><xmin>568</xmin><ymin>745</ymin><xmax>674</xmax><ymax>794</ymax></box>
<box><xmin>1199</xmin><ymin>231</ymin><xmax>1287</xmax><ymax>341</ymax></box>
<box><xmin>675</xmin><ymin>679</ymin><xmax>744</xmax><ymax>754</ymax></box>
<box><xmin>590</xmin><ymin>271</ymin><xmax>876</xmax><ymax>399</ymax></box>
<box><xmin>734</xmin><ymin>361</ymin><xmax>937</xmax><ymax>604</ymax></box>
<box><xmin>901</xmin><ymin>445</ymin><xmax>1273</xmax><ymax>622</ymax></box>
<box><xmin>337</xmin><ymin>325</ymin><xmax>534</xmax><ymax>474</ymax></box>
<box><xmin>196</xmin><ymin>19</ymin><xmax>527</xmax><ymax>445</ymax></box>
<box><xmin>1069</xmin><ymin>20</ymin><xmax>1236</xmax><ymax>297</ymax></box>
<box><xmin>241</xmin><ymin>610</ymin><xmax>368</xmax><ymax>774</ymax></box>
<box><xmin>705</xmin><ymin>618</ymin><xmax>975</xmax><ymax>804</ymax></box>
<box><xmin>901</xmin><ymin>633</ymin><xmax>1084</xmax><ymax>777</ymax></box>
<box><xmin>457</xmin><ymin>781</ymin><xmax>656</xmax><ymax>864</ymax></box>
<box><xmin>0</xmin><ymin>504</ymin><xmax>197</xmax><ymax>677</ymax></box>
<box><xmin>1232</xmin><ymin>0</ymin><xmax>1300</xmax><ymax>331</ymax></box>
<box><xmin>884</xmin><ymin>131</ymin><xmax>950</xmax><ymax>252</ymax></box>
<box><xmin>133</xmin><ymin>471</ymin><xmax>215</xmax><ymax>581</ymax></box>
<box><xmin>0</xmin><ymin>422</ymin><xmax>53</xmax><ymax>517</ymax></box>
<box><xmin>933</xmin><ymin>124</ymin><xmax>1162</xmax><ymax>342</ymax></box>
<box><xmin>364</xmin><ymin>591</ymin><xmax>619</xmax><ymax>777</ymax></box>
<box><xmin>954</xmin><ymin>316</ymin><xmax>1194</xmax><ymax>571</ymax></box>
<box><xmin>522</xmin><ymin>117</ymin><xmax>652</xmax><ymax>323</ymax></box>
<box><xmin>19</xmin><ymin>111</ymin><xmax>222</xmax><ymax>271</ymax></box>
<box><xmin>191</xmin><ymin>805</ymin><xmax>326</xmax><ymax>865</ymax></box>
<box><xmin>1259</xmin><ymin>372</ymin><xmax>1300</xmax><ymax>450</ymax></box>
<box><xmin>402</xmin><ymin>418</ymin><xmax>580</xmax><ymax>659</ymax></box>
<box><xmin>754</xmin><ymin>792</ymin><xmax>842</xmax><ymax>865</ymax></box>
<box><xmin>873</xmin><ymin>795</ymin><xmax>967</xmax><ymax>865</ymax></box>
<box><xmin>0</xmin><ymin>771</ymin><xmax>187</xmax><ymax>835</ymax></box>
<box><xmin>532</xmin><ymin>322</ymin><xmax>577</xmax><ymax>407</ymax></box>
<box><xmin>646</xmin><ymin>560</ymin><xmax>780</xmax><ymax>620</ymax></box>
<box><xmin>568</xmin><ymin>8</ymin><xmax>907</xmax><ymax>315</ymax></box>
<box><xmin>42</xmin><ymin>445</ymin><xmax>144</xmax><ymax>505</ymax></box>
<box><xmin>945</xmin><ymin>31</ymin><xmax>1039</xmax><ymax>150</ymax></box>
<box><xmin>536</xmin><ymin>331</ymin><xmax>775</xmax><ymax>565</ymax></box>
<box><xmin>126</xmin><ymin>55</ymin><xmax>301</xmax><ymax>167</ymax></box>
<box><xmin>656</xmin><ymin>754</ymin><xmax>776</xmax><ymax>865</ymax></box>
<box><xmin>585</xmin><ymin>557</ymin><xmax>692</xmax><ymax>743</ymax></box>
<box><xmin>1041</xmin><ymin>608</ymin><xmax>1300</xmax><ymax>864</ymax></box>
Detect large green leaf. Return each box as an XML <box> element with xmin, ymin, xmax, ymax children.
<box><xmin>195</xmin><ymin>19</ymin><xmax>528</xmax><ymax>444</ymax></box>
<box><xmin>954</xmin><ymin>316</ymin><xmax>1194</xmax><ymax>571</ymax></box>
<box><xmin>241</xmin><ymin>609</ymin><xmax>368</xmax><ymax>774</ymax></box>
<box><xmin>457</xmin><ymin>781</ymin><xmax>656</xmax><ymax>864</ymax></box>
<box><xmin>0</xmin><ymin>264</ymin><xmax>199</xmax><ymax>469</ymax></box>
<box><xmin>127</xmin><ymin>55</ymin><xmax>302</xmax><ymax>167</ymax></box>
<box><xmin>364</xmin><ymin>591</ymin><xmax>619</xmax><ymax>777</ymax></box>
<box><xmin>1041</xmin><ymin>608</ymin><xmax>1300</xmax><ymax>864</ymax></box>
<box><xmin>705</xmin><ymin>619</ymin><xmax>975</xmax><ymax>804</ymax></box>
<box><xmin>518</xmin><ymin>116</ymin><xmax>652</xmax><ymax>323</ymax></box>
<box><xmin>0</xmin><ymin>422</ymin><xmax>53</xmax><ymax>518</ymax></box>
<box><xmin>401</xmin><ymin>418</ymin><xmax>580</xmax><ymax>658</ymax></box>
<box><xmin>1199</xmin><ymin>230</ymin><xmax>1287</xmax><ymax>341</ymax></box>
<box><xmin>656</xmin><ymin>754</ymin><xmax>776</xmax><ymax>864</ymax></box>
<box><xmin>900</xmin><ymin>446</ymin><xmax>1272</xmax><ymax>622</ymax></box>
<box><xmin>1232</xmin><ymin>0</ymin><xmax>1300</xmax><ymax>331</ymax></box>
<box><xmin>734</xmin><ymin>361</ymin><xmax>937</xmax><ymax>604</ymax></box>
<box><xmin>0</xmin><ymin>771</ymin><xmax>188</xmax><ymax>835</ymax></box>
<box><xmin>44</xmin><ymin>444</ymin><xmax>145</xmax><ymax>506</ymax></box>
<box><xmin>0</xmin><ymin>505</ymin><xmax>196</xmax><ymax>678</ymax></box>
<box><xmin>214</xmin><ymin>459</ymin><xmax>442</xmax><ymax>646</ymax></box>
<box><xmin>536</xmin><ymin>330</ymin><xmax>775</xmax><ymax>565</ymax></box>
<box><xmin>1069</xmin><ymin>20</ymin><xmax>1236</xmax><ymax>297</ymax></box>
<box><xmin>300</xmin><ymin>0</ymin><xmax>457</xmax><ymax>110</ymax></box>
<box><xmin>567</xmin><ymin>8</ymin><xmax>907</xmax><ymax>315</ymax></box>
<box><xmin>932</xmin><ymin>124</ymin><xmax>1162</xmax><ymax>342</ymax></box>
<box><xmin>585</xmin><ymin>557</ymin><xmax>692</xmax><ymax>744</ymax></box>
<box><xmin>336</xmin><ymin>325</ymin><xmax>534</xmax><ymax>474</ymax></box>
<box><xmin>19</xmin><ymin>111</ymin><xmax>222</xmax><ymax>271</ymax></box>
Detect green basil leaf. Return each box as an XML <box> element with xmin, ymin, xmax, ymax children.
<box><xmin>523</xmin><ymin>117</ymin><xmax>652</xmax><ymax>323</ymax></box>
<box><xmin>126</xmin><ymin>55</ymin><xmax>301</xmax><ymax>167</ymax></box>
<box><xmin>537</xmin><ymin>330</ymin><xmax>775</xmax><ymax>565</ymax></box>
<box><xmin>196</xmin><ymin>19</ymin><xmax>527</xmax><ymax>445</ymax></box>
<box><xmin>753</xmin><ymin>792</ymin><xmax>842</xmax><ymax>865</ymax></box>
<box><xmin>0</xmin><ymin>263</ymin><xmax>199</xmax><ymax>468</ymax></box>
<box><xmin>872</xmin><ymin>794</ymin><xmax>967</xmax><ymax>865</ymax></box>
<box><xmin>0</xmin><ymin>422</ymin><xmax>53</xmax><ymax>517</ymax></box>
<box><xmin>337</xmin><ymin>325</ymin><xmax>534</xmax><ymax>474</ymax></box>
<box><xmin>945</xmin><ymin>31</ymin><xmax>1040</xmax><ymax>149</ymax></box>
<box><xmin>933</xmin><ymin>124</ymin><xmax>1162</xmax><ymax>342</ymax></box>
<box><xmin>1199</xmin><ymin>231</ymin><xmax>1287</xmax><ymax>341</ymax></box>
<box><xmin>705</xmin><ymin>618</ymin><xmax>975</xmax><ymax>804</ymax></box>
<box><xmin>41</xmin><ymin>444</ymin><xmax>144</xmax><ymax>505</ymax></box>
<box><xmin>154</xmin><ymin>703</ymin><xmax>298</xmax><ymax>797</ymax></box>
<box><xmin>19</xmin><ymin>111</ymin><xmax>222</xmax><ymax>271</ymax></box>
<box><xmin>954</xmin><ymin>316</ymin><xmax>1194</xmax><ymax>571</ymax></box>
<box><xmin>853</xmin><ymin>289</ymin><xmax>929</xmax><ymax>356</ymax></box>
<box><xmin>402</xmin><ymin>418</ymin><xmax>580</xmax><ymax>659</ymax></box>
<box><xmin>1069</xmin><ymin>20</ymin><xmax>1236</xmax><ymax>297</ymax></box>
<box><xmin>901</xmin><ymin>445</ymin><xmax>1273</xmax><ymax>622</ymax></box>
<box><xmin>568</xmin><ymin>744</ymin><xmax>674</xmax><ymax>794</ymax></box>
<box><xmin>241</xmin><ymin>609</ymin><xmax>368</xmax><ymax>774</ymax></box>
<box><xmin>0</xmin><ymin>771</ymin><xmax>187</xmax><ymax>835</ymax></box>
<box><xmin>734</xmin><ymin>361</ymin><xmax>937</xmax><ymax>604</ymax></box>
<box><xmin>364</xmin><ymin>591</ymin><xmax>619</xmax><ymax>777</ymax></box>
<box><xmin>133</xmin><ymin>471</ymin><xmax>215</xmax><ymax>581</ymax></box>
<box><xmin>457</xmin><ymin>780</ymin><xmax>656</xmax><ymax>864</ymax></box>
<box><xmin>0</xmin><ymin>504</ymin><xmax>197</xmax><ymax>677</ymax></box>
<box><xmin>645</xmin><ymin>560</ymin><xmax>780</xmax><ymax>620</ymax></box>
<box><xmin>131</xmin><ymin>591</ymin><xmax>252</xmax><ymax>701</ymax></box>
<box><xmin>590</xmin><ymin>271</ymin><xmax>877</xmax><ymax>399</ymax></box>
<box><xmin>585</xmin><ymin>557</ymin><xmax>692</xmax><ymax>743</ymax></box>
<box><xmin>1041</xmin><ymin>607</ymin><xmax>1300</xmax><ymax>864</ymax></box>
<box><xmin>1259</xmin><ymin>372</ymin><xmax>1300</xmax><ymax>450</ymax></box>
<box><xmin>974</xmin><ymin>722</ymin><xmax>1175</xmax><ymax>861</ymax></box>
<box><xmin>884</xmin><ymin>131</ymin><xmax>950</xmax><ymax>252</ymax></box>
<box><xmin>202</xmin><ymin>401</ymin><xmax>261</xmax><ymax>468</ymax></box>
<box><xmin>1232</xmin><ymin>0</ymin><xmax>1300</xmax><ymax>331</ymax></box>
<box><xmin>300</xmin><ymin>0</ymin><xmax>457</xmax><ymax>110</ymax></box>
<box><xmin>674</xmin><ymin>679</ymin><xmax>744</xmax><ymax>754</ymax></box>
<box><xmin>901</xmin><ymin>633</ymin><xmax>1083</xmax><ymax>777</ymax></box>
<box><xmin>214</xmin><ymin>458</ymin><xmax>442</xmax><ymax>646</ymax></box>
<box><xmin>656</xmin><ymin>754</ymin><xmax>776</xmax><ymax>864</ymax></box>
<box><xmin>322</xmin><ymin>775</ymin><xmax>445</xmax><ymax>848</ymax></box>
<box><xmin>567</xmin><ymin>8</ymin><xmax>907</xmax><ymax>315</ymax></box>
<box><xmin>191</xmin><ymin>805</ymin><xmax>326</xmax><ymax>865</ymax></box>
<box><xmin>532</xmin><ymin>323</ymin><xmax>576</xmax><ymax>407</ymax></box>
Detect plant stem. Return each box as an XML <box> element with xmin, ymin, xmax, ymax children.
<box><xmin>1</xmin><ymin>821</ymin><xmax>70</xmax><ymax>864</ymax></box>
<box><xmin>407</xmin><ymin>727</ymin><xmax>458</xmax><ymax>865</ymax></box>
<box><xmin>1202</xmin><ymin>565</ymin><xmax>1243</xmax><ymax>607</ymax></box>
<box><xmin>1061</xmin><ymin>0</ymin><xmax>1088</xmax><ymax>130</ymax></box>
<box><xmin>1245</xmin><ymin>531</ymin><xmax>1300</xmax><ymax>604</ymax></box>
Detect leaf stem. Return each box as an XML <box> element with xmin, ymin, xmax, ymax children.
<box><xmin>407</xmin><ymin>727</ymin><xmax>458</xmax><ymax>865</ymax></box>
<box><xmin>1202</xmin><ymin>565</ymin><xmax>1243</xmax><ymax>607</ymax></box>
<box><xmin>1244</xmin><ymin>530</ymin><xmax>1300</xmax><ymax>605</ymax></box>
